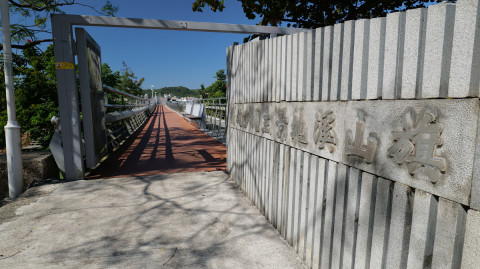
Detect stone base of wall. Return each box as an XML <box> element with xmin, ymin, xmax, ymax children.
<box><xmin>0</xmin><ymin>151</ymin><xmax>59</xmax><ymax>200</ymax></box>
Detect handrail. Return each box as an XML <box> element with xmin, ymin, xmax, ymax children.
<box><xmin>104</xmin><ymin>104</ymin><xmax>146</xmax><ymax>108</ymax></box>
<box><xmin>103</xmin><ymin>85</ymin><xmax>147</xmax><ymax>100</ymax></box>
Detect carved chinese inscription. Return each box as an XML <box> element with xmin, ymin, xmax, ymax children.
<box><xmin>388</xmin><ymin>109</ymin><xmax>447</xmax><ymax>183</ymax></box>
<box><xmin>241</xmin><ymin>106</ymin><xmax>251</xmax><ymax>128</ymax></box>
<box><xmin>275</xmin><ymin>108</ymin><xmax>289</xmax><ymax>141</ymax></box>
<box><xmin>313</xmin><ymin>109</ymin><xmax>337</xmax><ymax>152</ymax></box>
<box><xmin>291</xmin><ymin>108</ymin><xmax>308</xmax><ymax>145</ymax></box>
<box><xmin>262</xmin><ymin>109</ymin><xmax>271</xmax><ymax>134</ymax></box>
<box><xmin>346</xmin><ymin>110</ymin><xmax>378</xmax><ymax>164</ymax></box>
<box><xmin>236</xmin><ymin>107</ymin><xmax>243</xmax><ymax>127</ymax></box>
<box><xmin>230</xmin><ymin>106</ymin><xmax>237</xmax><ymax>126</ymax></box>
<box><xmin>252</xmin><ymin>108</ymin><xmax>262</xmax><ymax>133</ymax></box>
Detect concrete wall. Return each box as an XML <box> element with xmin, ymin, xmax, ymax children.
<box><xmin>226</xmin><ymin>1</ymin><xmax>480</xmax><ymax>268</ymax></box>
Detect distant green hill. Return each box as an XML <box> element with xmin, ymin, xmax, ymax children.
<box><xmin>145</xmin><ymin>86</ymin><xmax>200</xmax><ymax>98</ymax></box>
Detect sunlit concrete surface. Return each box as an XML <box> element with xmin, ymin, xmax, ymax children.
<box><xmin>0</xmin><ymin>171</ymin><xmax>306</xmax><ymax>268</ymax></box>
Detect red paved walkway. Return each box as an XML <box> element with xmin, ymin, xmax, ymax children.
<box><xmin>88</xmin><ymin>105</ymin><xmax>226</xmax><ymax>178</ymax></box>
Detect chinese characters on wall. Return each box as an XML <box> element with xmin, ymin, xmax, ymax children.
<box><xmin>232</xmin><ymin>104</ymin><xmax>447</xmax><ymax>183</ymax></box>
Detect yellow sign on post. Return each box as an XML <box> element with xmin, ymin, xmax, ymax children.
<box><xmin>55</xmin><ymin>62</ymin><xmax>74</xmax><ymax>69</ymax></box>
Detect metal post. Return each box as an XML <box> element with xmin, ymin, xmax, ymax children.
<box><xmin>1</xmin><ymin>0</ymin><xmax>24</xmax><ymax>198</ymax></box>
<box><xmin>51</xmin><ymin>15</ymin><xmax>84</xmax><ymax>180</ymax></box>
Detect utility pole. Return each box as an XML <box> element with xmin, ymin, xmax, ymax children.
<box><xmin>1</xmin><ymin>0</ymin><xmax>23</xmax><ymax>198</ymax></box>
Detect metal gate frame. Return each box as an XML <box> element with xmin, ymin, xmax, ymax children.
<box><xmin>51</xmin><ymin>14</ymin><xmax>307</xmax><ymax>180</ymax></box>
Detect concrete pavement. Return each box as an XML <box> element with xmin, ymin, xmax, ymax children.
<box><xmin>0</xmin><ymin>171</ymin><xmax>306</xmax><ymax>268</ymax></box>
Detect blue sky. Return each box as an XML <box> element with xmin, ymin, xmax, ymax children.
<box><xmin>8</xmin><ymin>0</ymin><xmax>257</xmax><ymax>90</ymax></box>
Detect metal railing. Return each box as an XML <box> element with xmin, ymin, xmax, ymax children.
<box><xmin>165</xmin><ymin>97</ymin><xmax>227</xmax><ymax>144</ymax></box>
<box><xmin>103</xmin><ymin>86</ymin><xmax>156</xmax><ymax>151</ymax></box>
<box><xmin>173</xmin><ymin>97</ymin><xmax>227</xmax><ymax>144</ymax></box>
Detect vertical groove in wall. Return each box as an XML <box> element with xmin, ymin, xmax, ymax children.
<box><xmin>280</xmin><ymin>36</ymin><xmax>287</xmax><ymax>101</ymax></box>
<box><xmin>322</xmin><ymin>26</ymin><xmax>333</xmax><ymax>101</ymax></box>
<box><xmin>401</xmin><ymin>8</ymin><xmax>427</xmax><ymax>99</ymax></box>
<box><xmin>432</xmin><ymin>198</ymin><xmax>467</xmax><ymax>268</ymax></box>
<box><xmin>341</xmin><ymin>20</ymin><xmax>355</xmax><ymax>101</ymax></box>
<box><xmin>313</xmin><ymin>28</ymin><xmax>324</xmax><ymax>101</ymax></box>
<box><xmin>370</xmin><ymin>178</ymin><xmax>394</xmax><ymax>269</ymax></box>
<box><xmin>313</xmin><ymin>158</ymin><xmax>327</xmax><ymax>268</ymax></box>
<box><xmin>352</xmin><ymin>19</ymin><xmax>370</xmax><ymax>100</ymax></box>
<box><xmin>286</xmin><ymin>35</ymin><xmax>292</xmax><ymax>102</ymax></box>
<box><xmin>282</xmin><ymin>145</ymin><xmax>291</xmax><ymax>238</ymax></box>
<box><xmin>276</xmin><ymin>143</ymin><xmax>284</xmax><ymax>230</ymax></box>
<box><xmin>406</xmin><ymin>190</ymin><xmax>438</xmax><ymax>268</ymax></box>
<box><xmin>276</xmin><ymin>36</ymin><xmax>281</xmax><ymax>102</ymax></box>
<box><xmin>306</xmin><ymin>155</ymin><xmax>319</xmax><ymax>268</ymax></box>
<box><xmin>298</xmin><ymin>32</ymin><xmax>306</xmax><ymax>101</ymax></box>
<box><xmin>321</xmin><ymin>160</ymin><xmax>337</xmax><ymax>269</ymax></box>
<box><xmin>306</xmin><ymin>30</ymin><xmax>315</xmax><ymax>101</ymax></box>
<box><xmin>332</xmin><ymin>23</ymin><xmax>344</xmax><ymax>101</ymax></box>
<box><xmin>292</xmin><ymin>33</ymin><xmax>299</xmax><ymax>101</ymax></box>
<box><xmin>297</xmin><ymin>151</ymin><xmax>309</xmax><ymax>258</ymax></box>
<box><xmin>448</xmin><ymin>0</ymin><xmax>480</xmax><ymax>97</ymax></box>
<box><xmin>331</xmin><ymin>164</ymin><xmax>348</xmax><ymax>269</ymax></box>
<box><xmin>302</xmin><ymin>153</ymin><xmax>313</xmax><ymax>262</ymax></box>
<box><xmin>422</xmin><ymin>3</ymin><xmax>456</xmax><ymax>98</ymax></box>
<box><xmin>268</xmin><ymin>38</ymin><xmax>274</xmax><ymax>103</ymax></box>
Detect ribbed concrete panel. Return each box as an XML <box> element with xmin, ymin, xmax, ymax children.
<box><xmin>422</xmin><ymin>3</ymin><xmax>455</xmax><ymax>98</ymax></box>
<box><xmin>305</xmin><ymin>30</ymin><xmax>315</xmax><ymax>101</ymax></box>
<box><xmin>342</xmin><ymin>168</ymin><xmax>361</xmax><ymax>269</ymax></box>
<box><xmin>431</xmin><ymin>197</ymin><xmax>467</xmax><ymax>269</ymax></box>
<box><xmin>321</xmin><ymin>160</ymin><xmax>337</xmax><ymax>269</ymax></box>
<box><xmin>385</xmin><ymin>183</ymin><xmax>413</xmax><ymax>269</ymax></box>
<box><xmin>331</xmin><ymin>164</ymin><xmax>348</xmax><ymax>269</ymax></box>
<box><xmin>305</xmin><ymin>155</ymin><xmax>320</xmax><ymax>267</ymax></box>
<box><xmin>286</xmin><ymin>147</ymin><xmax>296</xmax><ymax>244</ymax></box>
<box><xmin>366</xmin><ymin>17</ymin><xmax>386</xmax><ymax>100</ymax></box>
<box><xmin>340</xmin><ymin>20</ymin><xmax>355</xmax><ymax>101</ymax></box>
<box><xmin>297</xmin><ymin>32</ymin><xmax>306</xmax><ymax>101</ymax></box>
<box><xmin>448</xmin><ymin>0</ymin><xmax>480</xmax><ymax>97</ymax></box>
<box><xmin>461</xmin><ymin>209</ymin><xmax>480</xmax><ymax>268</ymax></box>
<box><xmin>383</xmin><ymin>12</ymin><xmax>406</xmax><ymax>100</ymax></box>
<box><xmin>286</xmin><ymin>34</ymin><xmax>292</xmax><ymax>102</ymax></box>
<box><xmin>312</xmin><ymin>157</ymin><xmax>326</xmax><ymax>269</ymax></box>
<box><xmin>298</xmin><ymin>152</ymin><xmax>310</xmax><ymax>259</ymax></box>
<box><xmin>322</xmin><ymin>26</ymin><xmax>333</xmax><ymax>101</ymax></box>
<box><xmin>276</xmin><ymin>143</ymin><xmax>286</xmax><ymax>232</ymax></box>
<box><xmin>330</xmin><ymin>23</ymin><xmax>344</xmax><ymax>101</ymax></box>
<box><xmin>281</xmin><ymin>145</ymin><xmax>292</xmax><ymax>238</ymax></box>
<box><xmin>351</xmin><ymin>19</ymin><xmax>370</xmax><ymax>100</ymax></box>
<box><xmin>313</xmin><ymin>28</ymin><xmax>324</xmax><ymax>101</ymax></box>
<box><xmin>274</xmin><ymin>36</ymin><xmax>280</xmax><ymax>102</ymax></box>
<box><xmin>369</xmin><ymin>177</ymin><xmax>393</xmax><ymax>269</ymax></box>
<box><xmin>293</xmin><ymin>150</ymin><xmax>303</xmax><ymax>251</ymax></box>
<box><xmin>355</xmin><ymin>173</ymin><xmax>376</xmax><ymax>269</ymax></box>
<box><xmin>268</xmin><ymin>38</ymin><xmax>274</xmax><ymax>103</ymax></box>
<box><xmin>292</xmin><ymin>33</ymin><xmax>299</xmax><ymax>101</ymax></box>
<box><xmin>401</xmin><ymin>8</ymin><xmax>427</xmax><ymax>99</ymax></box>
<box><xmin>406</xmin><ymin>190</ymin><xmax>438</xmax><ymax>269</ymax></box>
<box><xmin>280</xmin><ymin>36</ymin><xmax>287</xmax><ymax>101</ymax></box>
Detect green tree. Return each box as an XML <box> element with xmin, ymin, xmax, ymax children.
<box><xmin>1</xmin><ymin>0</ymin><xmax>118</xmax><ymax>51</ymax></box>
<box><xmin>204</xmin><ymin>69</ymin><xmax>226</xmax><ymax>98</ymax></box>
<box><xmin>193</xmin><ymin>0</ymin><xmax>449</xmax><ymax>30</ymax></box>
<box><xmin>117</xmin><ymin>61</ymin><xmax>144</xmax><ymax>96</ymax></box>
<box><xmin>0</xmin><ymin>45</ymin><xmax>58</xmax><ymax>148</ymax></box>
<box><xmin>101</xmin><ymin>63</ymin><xmax>120</xmax><ymax>88</ymax></box>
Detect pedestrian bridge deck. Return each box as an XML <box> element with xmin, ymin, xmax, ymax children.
<box><xmin>88</xmin><ymin>105</ymin><xmax>226</xmax><ymax>178</ymax></box>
